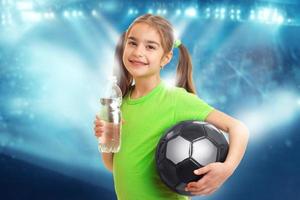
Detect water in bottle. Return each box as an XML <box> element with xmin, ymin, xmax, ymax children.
<box><xmin>98</xmin><ymin>76</ymin><xmax>122</xmax><ymax>153</ymax></box>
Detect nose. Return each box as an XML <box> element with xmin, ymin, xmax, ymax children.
<box><xmin>132</xmin><ymin>44</ymin><xmax>144</xmax><ymax>57</ymax></box>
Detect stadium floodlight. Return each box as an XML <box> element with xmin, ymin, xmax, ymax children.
<box><xmin>250</xmin><ymin>10</ymin><xmax>255</xmax><ymax>20</ymax></box>
<box><xmin>220</xmin><ymin>8</ymin><xmax>226</xmax><ymax>20</ymax></box>
<box><xmin>78</xmin><ymin>11</ymin><xmax>83</xmax><ymax>17</ymax></box>
<box><xmin>72</xmin><ymin>10</ymin><xmax>78</xmax><ymax>17</ymax></box>
<box><xmin>220</xmin><ymin>14</ymin><xmax>225</xmax><ymax>20</ymax></box>
<box><xmin>148</xmin><ymin>9</ymin><xmax>153</xmax><ymax>14</ymax></box>
<box><xmin>204</xmin><ymin>7</ymin><xmax>210</xmax><ymax>18</ymax></box>
<box><xmin>21</xmin><ymin>11</ymin><xmax>41</xmax><ymax>22</ymax></box>
<box><xmin>185</xmin><ymin>7</ymin><xmax>197</xmax><ymax>17</ymax></box>
<box><xmin>256</xmin><ymin>8</ymin><xmax>285</xmax><ymax>24</ymax></box>
<box><xmin>16</xmin><ymin>1</ymin><xmax>33</xmax><ymax>10</ymax></box>
<box><xmin>91</xmin><ymin>10</ymin><xmax>98</xmax><ymax>17</ymax></box>
<box><xmin>43</xmin><ymin>12</ymin><xmax>50</xmax><ymax>19</ymax></box>
<box><xmin>221</xmin><ymin>8</ymin><xmax>226</xmax><ymax>14</ymax></box>
<box><xmin>176</xmin><ymin>9</ymin><xmax>181</xmax><ymax>15</ymax></box>
<box><xmin>262</xmin><ymin>8</ymin><xmax>271</xmax><ymax>21</ymax></box>
<box><xmin>63</xmin><ymin>11</ymin><xmax>70</xmax><ymax>18</ymax></box>
<box><xmin>49</xmin><ymin>12</ymin><xmax>55</xmax><ymax>19</ymax></box>
<box><xmin>276</xmin><ymin>15</ymin><xmax>284</xmax><ymax>24</ymax></box>
<box><xmin>128</xmin><ymin>8</ymin><xmax>134</xmax><ymax>15</ymax></box>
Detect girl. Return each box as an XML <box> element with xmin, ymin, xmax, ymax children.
<box><xmin>94</xmin><ymin>14</ymin><xmax>249</xmax><ymax>200</ymax></box>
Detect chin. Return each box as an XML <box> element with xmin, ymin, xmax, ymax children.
<box><xmin>129</xmin><ymin>72</ymin><xmax>148</xmax><ymax>79</ymax></box>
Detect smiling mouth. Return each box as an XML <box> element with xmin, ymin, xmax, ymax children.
<box><xmin>129</xmin><ymin>59</ymin><xmax>149</xmax><ymax>66</ymax></box>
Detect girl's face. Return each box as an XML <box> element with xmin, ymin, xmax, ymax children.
<box><xmin>122</xmin><ymin>22</ymin><xmax>172</xmax><ymax>79</ymax></box>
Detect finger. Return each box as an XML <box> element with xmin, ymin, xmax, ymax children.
<box><xmin>94</xmin><ymin>131</ymin><xmax>103</xmax><ymax>137</ymax></box>
<box><xmin>121</xmin><ymin>119</ymin><xmax>125</xmax><ymax>124</ymax></box>
<box><xmin>94</xmin><ymin>116</ymin><xmax>103</xmax><ymax>123</ymax></box>
<box><xmin>95</xmin><ymin>132</ymin><xmax>102</xmax><ymax>137</ymax></box>
<box><xmin>94</xmin><ymin>127</ymin><xmax>104</xmax><ymax>136</ymax></box>
<box><xmin>186</xmin><ymin>181</ymin><xmax>198</xmax><ymax>188</ymax></box>
<box><xmin>194</xmin><ymin>165</ymin><xmax>210</xmax><ymax>175</ymax></box>
<box><xmin>187</xmin><ymin>177</ymin><xmax>208</xmax><ymax>191</ymax></box>
<box><xmin>192</xmin><ymin>188</ymin><xmax>216</xmax><ymax>196</ymax></box>
<box><xmin>94</xmin><ymin>120</ymin><xmax>104</xmax><ymax>127</ymax></box>
<box><xmin>187</xmin><ymin>182</ymin><xmax>207</xmax><ymax>192</ymax></box>
<box><xmin>187</xmin><ymin>186</ymin><xmax>208</xmax><ymax>192</ymax></box>
<box><xmin>94</xmin><ymin>126</ymin><xmax>104</xmax><ymax>132</ymax></box>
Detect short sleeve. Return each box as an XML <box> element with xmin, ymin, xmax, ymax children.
<box><xmin>173</xmin><ymin>87</ymin><xmax>214</xmax><ymax>123</ymax></box>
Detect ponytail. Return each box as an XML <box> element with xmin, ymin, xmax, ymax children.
<box><xmin>175</xmin><ymin>43</ymin><xmax>197</xmax><ymax>95</ymax></box>
<box><xmin>113</xmin><ymin>32</ymin><xmax>133</xmax><ymax>99</ymax></box>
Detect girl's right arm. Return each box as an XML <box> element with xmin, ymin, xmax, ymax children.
<box><xmin>94</xmin><ymin>115</ymin><xmax>114</xmax><ymax>172</ymax></box>
<box><xmin>101</xmin><ymin>152</ymin><xmax>114</xmax><ymax>172</ymax></box>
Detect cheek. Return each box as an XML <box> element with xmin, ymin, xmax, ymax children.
<box><xmin>152</xmin><ymin>54</ymin><xmax>164</xmax><ymax>64</ymax></box>
<box><xmin>122</xmin><ymin>50</ymin><xmax>132</xmax><ymax>69</ymax></box>
<box><xmin>123</xmin><ymin>47</ymin><xmax>132</xmax><ymax>59</ymax></box>
<box><xmin>122</xmin><ymin>49</ymin><xmax>129</xmax><ymax>62</ymax></box>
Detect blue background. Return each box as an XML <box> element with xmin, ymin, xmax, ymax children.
<box><xmin>1</xmin><ymin>0</ymin><xmax>299</xmax><ymax>199</ymax></box>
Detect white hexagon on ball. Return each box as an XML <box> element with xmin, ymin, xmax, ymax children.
<box><xmin>192</xmin><ymin>138</ymin><xmax>217</xmax><ymax>166</ymax></box>
<box><xmin>166</xmin><ymin>136</ymin><xmax>190</xmax><ymax>164</ymax></box>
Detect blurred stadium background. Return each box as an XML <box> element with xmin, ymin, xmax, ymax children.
<box><xmin>0</xmin><ymin>0</ymin><xmax>299</xmax><ymax>199</ymax></box>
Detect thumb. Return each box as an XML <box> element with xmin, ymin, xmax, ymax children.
<box><xmin>194</xmin><ymin>165</ymin><xmax>210</xmax><ymax>175</ymax></box>
<box><xmin>121</xmin><ymin>119</ymin><xmax>126</xmax><ymax>124</ymax></box>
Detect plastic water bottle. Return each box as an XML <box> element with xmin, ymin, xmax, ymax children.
<box><xmin>98</xmin><ymin>76</ymin><xmax>122</xmax><ymax>153</ymax></box>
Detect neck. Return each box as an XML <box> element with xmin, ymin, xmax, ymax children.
<box><xmin>131</xmin><ymin>75</ymin><xmax>161</xmax><ymax>99</ymax></box>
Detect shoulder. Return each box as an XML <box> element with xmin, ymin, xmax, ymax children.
<box><xmin>163</xmin><ymin>86</ymin><xmax>198</xmax><ymax>108</ymax></box>
<box><xmin>160</xmin><ymin>82</ymin><xmax>204</xmax><ymax>103</ymax></box>
<box><xmin>168</xmin><ymin>86</ymin><xmax>198</xmax><ymax>100</ymax></box>
<box><xmin>169</xmin><ymin>86</ymin><xmax>214</xmax><ymax>122</ymax></box>
<box><xmin>164</xmin><ymin>84</ymin><xmax>186</xmax><ymax>95</ymax></box>
<box><xmin>167</xmin><ymin>85</ymin><xmax>212</xmax><ymax>109</ymax></box>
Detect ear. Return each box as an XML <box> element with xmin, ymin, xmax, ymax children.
<box><xmin>160</xmin><ymin>51</ymin><xmax>173</xmax><ymax>68</ymax></box>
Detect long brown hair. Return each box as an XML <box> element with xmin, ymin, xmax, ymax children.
<box><xmin>112</xmin><ymin>14</ymin><xmax>197</xmax><ymax>98</ymax></box>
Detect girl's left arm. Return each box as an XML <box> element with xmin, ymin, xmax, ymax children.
<box><xmin>206</xmin><ymin>109</ymin><xmax>249</xmax><ymax>172</ymax></box>
<box><xmin>186</xmin><ymin>109</ymin><xmax>249</xmax><ymax>196</ymax></box>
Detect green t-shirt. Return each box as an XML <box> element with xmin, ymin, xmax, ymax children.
<box><xmin>113</xmin><ymin>80</ymin><xmax>214</xmax><ymax>200</ymax></box>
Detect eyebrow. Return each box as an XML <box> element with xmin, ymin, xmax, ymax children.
<box><xmin>128</xmin><ymin>36</ymin><xmax>160</xmax><ymax>46</ymax></box>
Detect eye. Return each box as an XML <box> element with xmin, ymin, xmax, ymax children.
<box><xmin>147</xmin><ymin>45</ymin><xmax>156</xmax><ymax>50</ymax></box>
<box><xmin>128</xmin><ymin>41</ymin><xmax>137</xmax><ymax>46</ymax></box>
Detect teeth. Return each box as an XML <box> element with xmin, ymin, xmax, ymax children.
<box><xmin>129</xmin><ymin>59</ymin><xmax>149</xmax><ymax>65</ymax></box>
<box><xmin>132</xmin><ymin>61</ymin><xmax>145</xmax><ymax>64</ymax></box>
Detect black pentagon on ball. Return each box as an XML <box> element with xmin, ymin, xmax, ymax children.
<box><xmin>155</xmin><ymin>120</ymin><xmax>229</xmax><ymax>196</ymax></box>
<box><xmin>157</xmin><ymin>158</ymin><xmax>180</xmax><ymax>188</ymax></box>
<box><xmin>176</xmin><ymin>158</ymin><xmax>203</xmax><ymax>183</ymax></box>
<box><xmin>180</xmin><ymin>121</ymin><xmax>207</xmax><ymax>142</ymax></box>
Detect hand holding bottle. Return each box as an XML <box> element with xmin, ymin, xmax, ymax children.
<box><xmin>97</xmin><ymin>76</ymin><xmax>123</xmax><ymax>153</ymax></box>
<box><xmin>94</xmin><ymin>115</ymin><xmax>125</xmax><ymax>150</ymax></box>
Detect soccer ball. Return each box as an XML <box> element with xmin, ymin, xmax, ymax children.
<box><xmin>155</xmin><ymin>120</ymin><xmax>229</xmax><ymax>196</ymax></box>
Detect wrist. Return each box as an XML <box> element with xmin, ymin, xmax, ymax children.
<box><xmin>223</xmin><ymin>161</ymin><xmax>236</xmax><ymax>176</ymax></box>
